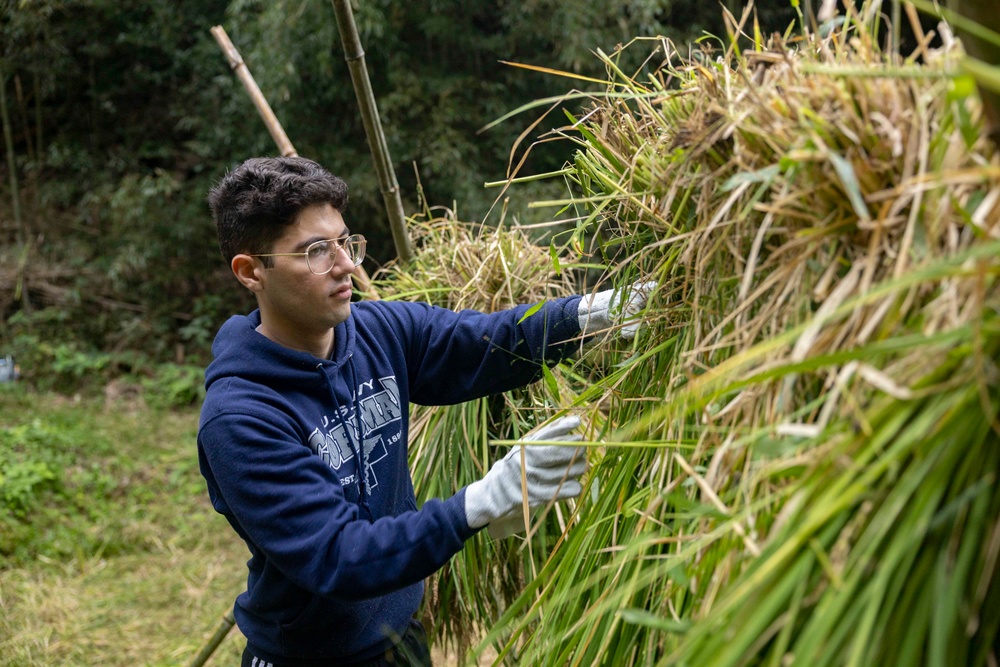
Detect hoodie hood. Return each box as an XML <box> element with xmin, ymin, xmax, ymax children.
<box><xmin>206</xmin><ymin>309</ymin><xmax>356</xmax><ymax>390</ymax></box>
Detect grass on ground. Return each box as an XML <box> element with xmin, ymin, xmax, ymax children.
<box><xmin>0</xmin><ymin>386</ymin><xmax>247</xmax><ymax>667</ymax></box>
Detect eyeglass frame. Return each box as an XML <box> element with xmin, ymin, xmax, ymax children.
<box><xmin>248</xmin><ymin>234</ymin><xmax>367</xmax><ymax>274</ymax></box>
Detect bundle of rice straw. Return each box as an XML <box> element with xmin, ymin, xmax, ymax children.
<box><xmin>467</xmin><ymin>4</ymin><xmax>1000</xmax><ymax>665</ymax></box>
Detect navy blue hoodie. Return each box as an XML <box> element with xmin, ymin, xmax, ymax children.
<box><xmin>197</xmin><ymin>296</ymin><xmax>582</xmax><ymax>663</ymax></box>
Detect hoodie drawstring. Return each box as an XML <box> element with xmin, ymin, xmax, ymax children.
<box><xmin>317</xmin><ymin>360</ymin><xmax>374</xmax><ymax>521</ymax></box>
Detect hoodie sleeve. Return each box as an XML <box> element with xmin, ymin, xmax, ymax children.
<box><xmin>373</xmin><ymin>296</ymin><xmax>583</xmax><ymax>405</ymax></box>
<box><xmin>199</xmin><ymin>403</ymin><xmax>478</xmax><ymax>601</ymax></box>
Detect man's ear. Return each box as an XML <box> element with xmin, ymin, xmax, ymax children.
<box><xmin>231</xmin><ymin>254</ymin><xmax>265</xmax><ymax>293</ymax></box>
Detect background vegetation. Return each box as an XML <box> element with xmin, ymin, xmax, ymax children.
<box><xmin>1</xmin><ymin>0</ymin><xmax>795</xmax><ymax>391</ymax></box>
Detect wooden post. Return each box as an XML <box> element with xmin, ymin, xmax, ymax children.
<box><xmin>329</xmin><ymin>0</ymin><xmax>414</xmax><ymax>265</ymax></box>
<box><xmin>209</xmin><ymin>25</ymin><xmax>378</xmax><ymax>297</ymax></box>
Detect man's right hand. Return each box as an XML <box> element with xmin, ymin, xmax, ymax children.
<box><xmin>464</xmin><ymin>416</ymin><xmax>587</xmax><ymax>532</ymax></box>
<box><xmin>578</xmin><ymin>281</ymin><xmax>657</xmax><ymax>340</ymax></box>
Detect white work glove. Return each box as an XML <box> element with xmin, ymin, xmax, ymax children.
<box><xmin>464</xmin><ymin>416</ymin><xmax>587</xmax><ymax>537</ymax></box>
<box><xmin>578</xmin><ymin>281</ymin><xmax>657</xmax><ymax>340</ymax></box>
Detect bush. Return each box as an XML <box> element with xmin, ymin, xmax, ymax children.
<box><xmin>0</xmin><ymin>416</ymin><xmax>74</xmax><ymax>562</ymax></box>
<box><xmin>140</xmin><ymin>363</ymin><xmax>206</xmax><ymax>408</ymax></box>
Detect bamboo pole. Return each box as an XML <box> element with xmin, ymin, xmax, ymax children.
<box><xmin>210</xmin><ymin>26</ymin><xmax>297</xmax><ymax>158</ymax></box>
<box><xmin>329</xmin><ymin>0</ymin><xmax>414</xmax><ymax>265</ymax></box>
<box><xmin>209</xmin><ymin>25</ymin><xmax>377</xmax><ymax>299</ymax></box>
<box><xmin>187</xmin><ymin>609</ymin><xmax>236</xmax><ymax>667</ymax></box>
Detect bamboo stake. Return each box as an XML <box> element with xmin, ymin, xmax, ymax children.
<box><xmin>209</xmin><ymin>25</ymin><xmax>377</xmax><ymax>298</ymax></box>
<box><xmin>210</xmin><ymin>26</ymin><xmax>296</xmax><ymax>158</ymax></box>
<box><xmin>329</xmin><ymin>0</ymin><xmax>414</xmax><ymax>265</ymax></box>
<box><xmin>187</xmin><ymin>609</ymin><xmax>236</xmax><ymax>667</ymax></box>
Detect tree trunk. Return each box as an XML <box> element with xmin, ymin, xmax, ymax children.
<box><xmin>0</xmin><ymin>61</ymin><xmax>23</xmax><ymax>245</ymax></box>
<box><xmin>33</xmin><ymin>38</ymin><xmax>42</xmax><ymax>172</ymax></box>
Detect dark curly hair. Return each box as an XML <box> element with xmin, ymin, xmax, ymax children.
<box><xmin>208</xmin><ymin>156</ymin><xmax>349</xmax><ymax>265</ymax></box>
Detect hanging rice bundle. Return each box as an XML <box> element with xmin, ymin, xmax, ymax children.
<box><xmin>470</xmin><ymin>4</ymin><xmax>1000</xmax><ymax>665</ymax></box>
<box><xmin>373</xmin><ymin>210</ymin><xmax>583</xmax><ymax>654</ymax></box>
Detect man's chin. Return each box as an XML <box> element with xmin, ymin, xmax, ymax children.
<box><xmin>330</xmin><ymin>303</ymin><xmax>352</xmax><ymax>328</ymax></box>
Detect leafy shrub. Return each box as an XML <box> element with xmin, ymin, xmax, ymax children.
<box><xmin>5</xmin><ymin>315</ymin><xmax>207</xmax><ymax>404</ymax></box>
<box><xmin>140</xmin><ymin>363</ymin><xmax>206</xmax><ymax>408</ymax></box>
<box><xmin>0</xmin><ymin>400</ymin><xmax>124</xmax><ymax>564</ymax></box>
<box><xmin>5</xmin><ymin>327</ymin><xmax>117</xmax><ymax>393</ymax></box>
<box><xmin>0</xmin><ymin>449</ymin><xmax>59</xmax><ymax>516</ymax></box>
<box><xmin>0</xmin><ymin>420</ymin><xmax>69</xmax><ymax>521</ymax></box>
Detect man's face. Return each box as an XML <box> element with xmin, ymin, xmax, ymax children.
<box><xmin>253</xmin><ymin>203</ymin><xmax>356</xmax><ymax>346</ymax></box>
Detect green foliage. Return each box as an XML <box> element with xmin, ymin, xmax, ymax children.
<box><xmin>140</xmin><ymin>363</ymin><xmax>206</xmax><ymax>408</ymax></box>
<box><xmin>1</xmin><ymin>0</ymin><xmax>250</xmax><ymax>376</ymax></box>
<box><xmin>6</xmin><ymin>325</ymin><xmax>117</xmax><ymax>393</ymax></box>
<box><xmin>4</xmin><ymin>296</ymin><xmax>206</xmax><ymax>402</ymax></box>
<box><xmin>0</xmin><ymin>413</ymin><xmax>78</xmax><ymax>561</ymax></box>
<box><xmin>0</xmin><ymin>421</ymin><xmax>60</xmax><ymax>516</ymax></box>
<box><xmin>0</xmin><ymin>389</ymin><xmax>209</xmax><ymax>569</ymax></box>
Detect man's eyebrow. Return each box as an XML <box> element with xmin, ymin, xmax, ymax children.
<box><xmin>292</xmin><ymin>237</ymin><xmax>325</xmax><ymax>252</ymax></box>
<box><xmin>291</xmin><ymin>230</ymin><xmax>351</xmax><ymax>252</ymax></box>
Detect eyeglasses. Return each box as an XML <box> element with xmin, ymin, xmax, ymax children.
<box><xmin>250</xmin><ymin>234</ymin><xmax>367</xmax><ymax>274</ymax></box>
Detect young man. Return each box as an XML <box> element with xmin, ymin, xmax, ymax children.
<box><xmin>198</xmin><ymin>156</ymin><xmax>651</xmax><ymax>666</ymax></box>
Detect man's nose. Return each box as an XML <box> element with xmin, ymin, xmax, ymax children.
<box><xmin>329</xmin><ymin>245</ymin><xmax>356</xmax><ymax>275</ymax></box>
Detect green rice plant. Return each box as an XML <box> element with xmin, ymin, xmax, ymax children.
<box><xmin>456</xmin><ymin>2</ymin><xmax>1000</xmax><ymax>665</ymax></box>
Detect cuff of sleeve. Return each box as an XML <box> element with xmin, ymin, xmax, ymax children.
<box><xmin>452</xmin><ymin>486</ymin><xmax>485</xmax><ymax>538</ymax></box>
<box><xmin>561</xmin><ymin>295</ymin><xmax>584</xmax><ymax>335</ymax></box>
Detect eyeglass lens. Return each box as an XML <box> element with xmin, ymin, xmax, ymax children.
<box><xmin>305</xmin><ymin>235</ymin><xmax>366</xmax><ymax>274</ymax></box>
